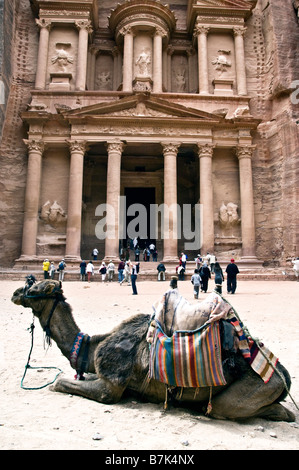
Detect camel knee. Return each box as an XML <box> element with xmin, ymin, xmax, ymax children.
<box><xmin>51</xmin><ymin>376</ymin><xmax>125</xmax><ymax>404</ymax></box>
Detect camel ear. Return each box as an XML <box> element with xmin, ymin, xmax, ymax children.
<box><xmin>45</xmin><ymin>281</ymin><xmax>57</xmax><ymax>295</ymax></box>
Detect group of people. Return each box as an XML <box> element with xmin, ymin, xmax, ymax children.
<box><xmin>190</xmin><ymin>255</ymin><xmax>239</xmax><ymax>299</ymax></box>
<box><xmin>42</xmin><ymin>258</ymin><xmax>66</xmax><ymax>281</ymax></box>
<box><xmin>80</xmin><ymin>258</ymin><xmax>140</xmax><ymax>295</ymax></box>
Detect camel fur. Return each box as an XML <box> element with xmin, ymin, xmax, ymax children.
<box><xmin>11</xmin><ymin>280</ymin><xmax>295</xmax><ymax>421</ymax></box>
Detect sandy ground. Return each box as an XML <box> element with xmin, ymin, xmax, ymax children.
<box><xmin>0</xmin><ymin>278</ymin><xmax>298</xmax><ymax>451</ymax></box>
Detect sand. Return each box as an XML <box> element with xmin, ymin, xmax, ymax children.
<box><xmin>0</xmin><ymin>278</ymin><xmax>298</xmax><ymax>451</ymax></box>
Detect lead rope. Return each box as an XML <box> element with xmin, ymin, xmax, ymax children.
<box><xmin>216</xmin><ymin>291</ymin><xmax>299</xmax><ymax>411</ymax></box>
<box><xmin>21</xmin><ymin>315</ymin><xmax>63</xmax><ymax>390</ymax></box>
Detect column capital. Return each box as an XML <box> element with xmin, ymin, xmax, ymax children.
<box><xmin>154</xmin><ymin>26</ymin><xmax>168</xmax><ymax>38</ymax></box>
<box><xmin>23</xmin><ymin>139</ymin><xmax>44</xmax><ymax>153</ymax></box>
<box><xmin>233</xmin><ymin>26</ymin><xmax>247</xmax><ymax>37</ymax></box>
<box><xmin>35</xmin><ymin>18</ymin><xmax>52</xmax><ymax>31</ymax></box>
<box><xmin>197</xmin><ymin>143</ymin><xmax>215</xmax><ymax>158</ymax></box>
<box><xmin>236</xmin><ymin>145</ymin><xmax>256</xmax><ymax>160</ymax></box>
<box><xmin>193</xmin><ymin>23</ymin><xmax>210</xmax><ymax>37</ymax></box>
<box><xmin>106</xmin><ymin>140</ymin><xmax>125</xmax><ymax>154</ymax></box>
<box><xmin>75</xmin><ymin>19</ymin><xmax>93</xmax><ymax>34</ymax></box>
<box><xmin>119</xmin><ymin>25</ymin><xmax>134</xmax><ymax>37</ymax></box>
<box><xmin>67</xmin><ymin>140</ymin><xmax>87</xmax><ymax>154</ymax></box>
<box><xmin>162</xmin><ymin>142</ymin><xmax>181</xmax><ymax>154</ymax></box>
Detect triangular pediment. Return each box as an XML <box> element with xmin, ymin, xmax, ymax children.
<box><xmin>62</xmin><ymin>93</ymin><xmax>222</xmax><ymax>122</ymax></box>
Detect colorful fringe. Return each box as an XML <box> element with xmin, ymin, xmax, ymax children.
<box><xmin>227</xmin><ymin>315</ymin><xmax>278</xmax><ymax>383</ymax></box>
<box><xmin>149</xmin><ymin>321</ymin><xmax>226</xmax><ymax>388</ymax></box>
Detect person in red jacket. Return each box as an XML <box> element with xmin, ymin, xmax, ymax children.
<box><xmin>225</xmin><ymin>259</ymin><xmax>239</xmax><ymax>294</ymax></box>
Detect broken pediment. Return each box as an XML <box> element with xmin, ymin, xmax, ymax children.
<box><xmin>191</xmin><ymin>0</ymin><xmax>256</xmax><ymax>10</ymax></box>
<box><xmin>61</xmin><ymin>93</ymin><xmax>222</xmax><ymax>123</ymax></box>
<box><xmin>188</xmin><ymin>0</ymin><xmax>257</xmax><ymax>29</ymax></box>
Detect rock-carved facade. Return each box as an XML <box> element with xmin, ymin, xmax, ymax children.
<box><xmin>0</xmin><ymin>0</ymin><xmax>298</xmax><ymax>268</ymax></box>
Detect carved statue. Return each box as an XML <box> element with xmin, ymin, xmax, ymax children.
<box><xmin>219</xmin><ymin>202</ymin><xmax>240</xmax><ymax>228</ymax></box>
<box><xmin>175</xmin><ymin>69</ymin><xmax>186</xmax><ymax>92</ymax></box>
<box><xmin>97</xmin><ymin>71</ymin><xmax>111</xmax><ymax>90</ymax></box>
<box><xmin>40</xmin><ymin>200</ymin><xmax>67</xmax><ymax>227</ymax></box>
<box><xmin>212</xmin><ymin>50</ymin><xmax>232</xmax><ymax>75</ymax></box>
<box><xmin>51</xmin><ymin>47</ymin><xmax>73</xmax><ymax>72</ymax></box>
<box><xmin>135</xmin><ymin>49</ymin><xmax>151</xmax><ymax>77</ymax></box>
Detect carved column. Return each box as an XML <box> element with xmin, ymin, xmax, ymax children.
<box><xmin>65</xmin><ymin>141</ymin><xmax>86</xmax><ymax>259</ymax></box>
<box><xmin>233</xmin><ymin>27</ymin><xmax>247</xmax><ymax>96</ymax></box>
<box><xmin>236</xmin><ymin>145</ymin><xmax>256</xmax><ymax>258</ymax></box>
<box><xmin>105</xmin><ymin>140</ymin><xmax>124</xmax><ymax>261</ymax></box>
<box><xmin>121</xmin><ymin>26</ymin><xmax>134</xmax><ymax>92</ymax></box>
<box><xmin>162</xmin><ymin>142</ymin><xmax>181</xmax><ymax>261</ymax></box>
<box><xmin>75</xmin><ymin>20</ymin><xmax>92</xmax><ymax>91</ymax></box>
<box><xmin>21</xmin><ymin>140</ymin><xmax>44</xmax><ymax>257</ymax></box>
<box><xmin>35</xmin><ymin>19</ymin><xmax>51</xmax><ymax>89</ymax></box>
<box><xmin>194</xmin><ymin>24</ymin><xmax>210</xmax><ymax>94</ymax></box>
<box><xmin>166</xmin><ymin>46</ymin><xmax>174</xmax><ymax>91</ymax></box>
<box><xmin>88</xmin><ymin>45</ymin><xmax>98</xmax><ymax>90</ymax></box>
<box><xmin>198</xmin><ymin>143</ymin><xmax>215</xmax><ymax>254</ymax></box>
<box><xmin>153</xmin><ymin>28</ymin><xmax>165</xmax><ymax>93</ymax></box>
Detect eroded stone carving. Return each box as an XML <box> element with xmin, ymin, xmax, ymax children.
<box><xmin>97</xmin><ymin>71</ymin><xmax>111</xmax><ymax>90</ymax></box>
<box><xmin>40</xmin><ymin>200</ymin><xmax>67</xmax><ymax>227</ymax></box>
<box><xmin>51</xmin><ymin>44</ymin><xmax>73</xmax><ymax>72</ymax></box>
<box><xmin>212</xmin><ymin>50</ymin><xmax>232</xmax><ymax>75</ymax></box>
<box><xmin>135</xmin><ymin>49</ymin><xmax>151</xmax><ymax>77</ymax></box>
<box><xmin>219</xmin><ymin>202</ymin><xmax>240</xmax><ymax>228</ymax></box>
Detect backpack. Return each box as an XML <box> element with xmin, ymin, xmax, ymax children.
<box><xmin>59</xmin><ymin>261</ymin><xmax>64</xmax><ymax>270</ymax></box>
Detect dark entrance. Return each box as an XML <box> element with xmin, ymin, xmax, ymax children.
<box><xmin>123</xmin><ymin>187</ymin><xmax>156</xmax><ymax>251</ymax></box>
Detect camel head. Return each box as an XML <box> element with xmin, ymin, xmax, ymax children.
<box><xmin>11</xmin><ymin>280</ymin><xmax>65</xmax><ymax>317</ymax></box>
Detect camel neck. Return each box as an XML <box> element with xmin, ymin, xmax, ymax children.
<box><xmin>39</xmin><ymin>298</ymin><xmax>80</xmax><ymax>359</ymax></box>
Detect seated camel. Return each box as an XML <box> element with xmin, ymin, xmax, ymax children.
<box><xmin>11</xmin><ymin>280</ymin><xmax>295</xmax><ymax>422</ymax></box>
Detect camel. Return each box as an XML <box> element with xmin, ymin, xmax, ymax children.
<box><xmin>11</xmin><ymin>280</ymin><xmax>295</xmax><ymax>422</ymax></box>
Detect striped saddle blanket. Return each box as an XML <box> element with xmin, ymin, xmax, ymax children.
<box><xmin>149</xmin><ymin>321</ymin><xmax>226</xmax><ymax>388</ymax></box>
<box><xmin>227</xmin><ymin>314</ymin><xmax>278</xmax><ymax>383</ymax></box>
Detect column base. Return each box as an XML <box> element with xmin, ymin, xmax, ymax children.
<box><xmin>239</xmin><ymin>255</ymin><xmax>263</xmax><ymax>269</ymax></box>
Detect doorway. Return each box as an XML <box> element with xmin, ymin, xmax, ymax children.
<box><xmin>123</xmin><ymin>187</ymin><xmax>156</xmax><ymax>250</ymax></box>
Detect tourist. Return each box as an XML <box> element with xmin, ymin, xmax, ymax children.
<box><xmin>177</xmin><ymin>263</ymin><xmax>185</xmax><ymax>281</ymax></box>
<box><xmin>99</xmin><ymin>261</ymin><xmax>107</xmax><ymax>282</ymax></box>
<box><xmin>170</xmin><ymin>276</ymin><xmax>178</xmax><ymax>289</ymax></box>
<box><xmin>58</xmin><ymin>259</ymin><xmax>66</xmax><ymax>281</ymax></box>
<box><xmin>107</xmin><ymin>260</ymin><xmax>115</xmax><ymax>282</ymax></box>
<box><xmin>209</xmin><ymin>253</ymin><xmax>216</xmax><ymax>273</ymax></box>
<box><xmin>195</xmin><ymin>254</ymin><xmax>202</xmax><ymax>270</ymax></box>
<box><xmin>214</xmin><ymin>262</ymin><xmax>224</xmax><ymax>294</ymax></box>
<box><xmin>118</xmin><ymin>259</ymin><xmax>125</xmax><ymax>283</ymax></box>
<box><xmin>180</xmin><ymin>252</ymin><xmax>187</xmax><ymax>269</ymax></box>
<box><xmin>226</xmin><ymin>259</ymin><xmax>239</xmax><ymax>294</ymax></box>
<box><xmin>130</xmin><ymin>261</ymin><xmax>139</xmax><ymax>295</ymax></box>
<box><xmin>92</xmin><ymin>247</ymin><xmax>99</xmax><ymax>261</ymax></box>
<box><xmin>134</xmin><ymin>246</ymin><xmax>140</xmax><ymax>261</ymax></box>
<box><xmin>191</xmin><ymin>269</ymin><xmax>201</xmax><ymax>299</ymax></box>
<box><xmin>49</xmin><ymin>262</ymin><xmax>55</xmax><ymax>280</ymax></box>
<box><xmin>120</xmin><ymin>261</ymin><xmax>131</xmax><ymax>286</ymax></box>
<box><xmin>79</xmin><ymin>260</ymin><xmax>86</xmax><ymax>281</ymax></box>
<box><xmin>199</xmin><ymin>263</ymin><xmax>211</xmax><ymax>293</ymax></box>
<box><xmin>86</xmin><ymin>260</ymin><xmax>94</xmax><ymax>282</ymax></box>
<box><xmin>157</xmin><ymin>262</ymin><xmax>166</xmax><ymax>281</ymax></box>
<box><xmin>292</xmin><ymin>257</ymin><xmax>299</xmax><ymax>281</ymax></box>
<box><xmin>42</xmin><ymin>259</ymin><xmax>50</xmax><ymax>279</ymax></box>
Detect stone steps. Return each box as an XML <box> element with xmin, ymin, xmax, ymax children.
<box><xmin>0</xmin><ymin>261</ymin><xmax>296</xmax><ymax>282</ymax></box>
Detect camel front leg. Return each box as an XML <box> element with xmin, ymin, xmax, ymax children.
<box><xmin>52</xmin><ymin>374</ymin><xmax>126</xmax><ymax>404</ymax></box>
